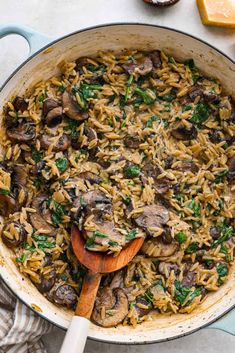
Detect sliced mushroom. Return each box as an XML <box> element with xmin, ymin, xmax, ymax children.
<box><xmin>43</xmin><ymin>98</ymin><xmax>59</xmax><ymax>116</ymax></box>
<box><xmin>48</xmin><ymin>284</ymin><xmax>77</xmax><ymax>308</ymax></box>
<box><xmin>1</xmin><ymin>222</ymin><xmax>26</xmax><ymax>248</ymax></box>
<box><xmin>133</xmin><ymin>204</ymin><xmax>169</xmax><ymax>236</ymax></box>
<box><xmin>73</xmin><ymin>190</ymin><xmax>112</xmax><ymax>222</ymax></box>
<box><xmin>122</xmin><ymin>57</ymin><xmax>153</xmax><ymax>76</ymax></box>
<box><xmin>174</xmin><ymin>161</ymin><xmax>199</xmax><ymax>173</ymax></box>
<box><xmin>182</xmin><ymin>270</ymin><xmax>196</xmax><ymax>287</ymax></box>
<box><xmin>0</xmin><ymin>194</ymin><xmax>17</xmax><ymax>216</ymax></box>
<box><xmin>158</xmin><ymin>262</ymin><xmax>179</xmax><ymax>275</ymax></box>
<box><xmin>78</xmin><ymin>172</ymin><xmax>102</xmax><ymax>185</ymax></box>
<box><xmin>171</xmin><ymin>125</ymin><xmax>198</xmax><ymax>140</ymax></box>
<box><xmin>62</xmin><ymin>90</ymin><xmax>88</xmax><ymax>121</ymax></box>
<box><xmin>35</xmin><ymin>270</ymin><xmax>56</xmax><ymax>293</ymax></box>
<box><xmin>31</xmin><ymin>160</ymin><xmax>46</xmax><ymax>176</ymax></box>
<box><xmin>92</xmin><ymin>287</ymin><xmax>128</xmax><ymax>327</ymax></box>
<box><xmin>187</xmin><ymin>85</ymin><xmax>203</xmax><ymax>101</ymax></box>
<box><xmin>134</xmin><ymin>297</ymin><xmax>152</xmax><ymax>317</ymax></box>
<box><xmin>161</xmin><ymin>226</ymin><xmax>173</xmax><ymax>244</ymax></box>
<box><xmin>203</xmin><ymin>92</ymin><xmax>220</xmax><ymax>104</ymax></box>
<box><xmin>227</xmin><ymin>156</ymin><xmax>235</xmax><ymax>181</ymax></box>
<box><xmin>39</xmin><ymin>133</ymin><xmax>71</xmax><ymax>151</ymax></box>
<box><xmin>7</xmin><ymin>120</ymin><xmax>36</xmax><ymax>143</ymax></box>
<box><xmin>143</xmin><ymin>0</ymin><xmax>180</xmax><ymax>6</ymax></box>
<box><xmin>149</xmin><ymin>50</ymin><xmax>162</xmax><ymax>68</ymax></box>
<box><xmin>45</xmin><ymin>106</ymin><xmax>63</xmax><ymax>127</ymax></box>
<box><xmin>29</xmin><ymin>196</ymin><xmax>55</xmax><ymax>235</ymax></box>
<box><xmin>13</xmin><ymin>96</ymin><xmax>28</xmax><ymax>112</ymax></box>
<box><xmin>12</xmin><ymin>165</ymin><xmax>28</xmax><ymax>205</ymax></box>
<box><xmin>141</xmin><ymin>163</ymin><xmax>170</xmax><ymax>193</ymax></box>
<box><xmin>209</xmin><ymin>226</ymin><xmax>221</xmax><ymax>240</ymax></box>
<box><xmin>141</xmin><ymin>238</ymin><xmax>178</xmax><ymax>257</ymax></box>
<box><xmin>124</xmin><ymin>135</ymin><xmax>141</xmax><ymax>148</ymax></box>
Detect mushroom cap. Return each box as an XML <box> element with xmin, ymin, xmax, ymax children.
<box><xmin>29</xmin><ymin>195</ymin><xmax>55</xmax><ymax>235</ymax></box>
<box><xmin>62</xmin><ymin>90</ymin><xmax>89</xmax><ymax>121</ymax></box>
<box><xmin>92</xmin><ymin>287</ymin><xmax>128</xmax><ymax>327</ymax></box>
<box><xmin>0</xmin><ymin>194</ymin><xmax>18</xmax><ymax>216</ymax></box>
<box><xmin>1</xmin><ymin>222</ymin><xmax>26</xmax><ymax>248</ymax></box>
<box><xmin>45</xmin><ymin>106</ymin><xmax>63</xmax><ymax>127</ymax></box>
<box><xmin>7</xmin><ymin>121</ymin><xmax>36</xmax><ymax>143</ymax></box>
<box><xmin>39</xmin><ymin>134</ymin><xmax>71</xmax><ymax>152</ymax></box>
<box><xmin>171</xmin><ymin>125</ymin><xmax>198</xmax><ymax>140</ymax></box>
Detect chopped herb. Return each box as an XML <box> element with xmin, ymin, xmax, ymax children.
<box><xmin>50</xmin><ymin>201</ymin><xmax>66</xmax><ymax>226</ymax></box>
<box><xmin>162</xmin><ymin>103</ymin><xmax>172</xmax><ymax>112</ymax></box>
<box><xmin>85</xmin><ymin>236</ymin><xmax>95</xmax><ymax>248</ymax></box>
<box><xmin>0</xmin><ymin>189</ymin><xmax>10</xmax><ymax>195</ymax></box>
<box><xmin>56</xmin><ymin>158</ymin><xmax>69</xmax><ymax>173</ymax></box>
<box><xmin>214</xmin><ymin>169</ymin><xmax>228</xmax><ymax>184</ymax></box>
<box><xmin>80</xmin><ymin>196</ymin><xmax>86</xmax><ymax>209</ymax></box>
<box><xmin>144</xmin><ymin>288</ymin><xmax>154</xmax><ymax>305</ymax></box>
<box><xmin>126</xmin><ymin>229</ymin><xmax>138</xmax><ymax>241</ymax></box>
<box><xmin>182</xmin><ymin>105</ymin><xmax>192</xmax><ymax>112</ymax></box>
<box><xmin>38</xmin><ymin>91</ymin><xmax>48</xmax><ymax>102</ymax></box>
<box><xmin>31</xmin><ymin>147</ymin><xmax>43</xmax><ymax>163</ymax></box>
<box><xmin>58</xmin><ymin>85</ymin><xmax>66</xmax><ymax>93</ymax></box>
<box><xmin>124</xmin><ymin>164</ymin><xmax>140</xmax><ymax>178</ymax></box>
<box><xmin>87</xmin><ymin>64</ymin><xmax>106</xmax><ymax>73</ymax></box>
<box><xmin>185</xmin><ymin>59</ymin><xmax>201</xmax><ymax>83</ymax></box>
<box><xmin>134</xmin><ymin>87</ymin><xmax>156</xmax><ymax>105</ymax></box>
<box><xmin>174</xmin><ymin>281</ymin><xmax>191</xmax><ymax>305</ymax></box>
<box><xmin>65</xmin><ymin>119</ymin><xmax>79</xmax><ymax>139</ymax></box>
<box><xmin>108</xmin><ymin>240</ymin><xmax>119</xmax><ymax>247</ymax></box>
<box><xmin>124</xmin><ymin>74</ymin><xmax>134</xmax><ymax>102</ymax></box>
<box><xmin>185</xmin><ymin>242</ymin><xmax>199</xmax><ymax>254</ymax></box>
<box><xmin>119</xmin><ymin>95</ymin><xmax>126</xmax><ymax>109</ymax></box>
<box><xmin>174</xmin><ymin>192</ymin><xmax>183</xmax><ymax>202</ymax></box>
<box><xmin>108</xmin><ymin>94</ymin><xmax>116</xmax><ymax>104</ymax></box>
<box><xmin>168</xmin><ymin>56</ymin><xmax>176</xmax><ymax>64</ymax></box>
<box><xmin>187</xmin><ymin>287</ymin><xmax>203</xmax><ymax>305</ymax></box>
<box><xmin>212</xmin><ymin>221</ymin><xmax>234</xmax><ymax>248</ymax></box>
<box><xmin>187</xmin><ymin>198</ymin><xmax>201</xmax><ymax>218</ymax></box>
<box><xmin>190</xmin><ymin>103</ymin><xmax>209</xmax><ymax>126</ymax></box>
<box><xmin>175</xmin><ymin>231</ymin><xmax>187</xmax><ymax>244</ymax></box>
<box><xmin>33</xmin><ymin>235</ymin><xmax>48</xmax><ymax>241</ymax></box>
<box><xmin>93</xmin><ymin>231</ymin><xmax>108</xmax><ymax>238</ymax></box>
<box><xmin>122</xmin><ymin>196</ymin><xmax>131</xmax><ymax>205</ymax></box>
<box><xmin>79</xmin><ymin>83</ymin><xmax>103</xmax><ymax>100</ymax></box>
<box><xmin>220</xmin><ymin>244</ymin><xmax>228</xmax><ymax>254</ymax></box>
<box><xmin>163</xmin><ymin>120</ymin><xmax>169</xmax><ymax>128</ymax></box>
<box><xmin>146</xmin><ymin>115</ymin><xmax>160</xmax><ymax>128</ymax></box>
<box><xmin>216</xmin><ymin>263</ymin><xmax>228</xmax><ymax>278</ymax></box>
<box><xmin>129</xmin><ymin>302</ymin><xmax>135</xmax><ymax>310</ymax></box>
<box><xmin>159</xmin><ymin>88</ymin><xmax>177</xmax><ymax>102</ymax></box>
<box><xmin>16</xmin><ymin>253</ymin><xmax>28</xmax><ymax>262</ymax></box>
<box><xmin>153</xmin><ymin>279</ymin><xmax>165</xmax><ymax>291</ymax></box>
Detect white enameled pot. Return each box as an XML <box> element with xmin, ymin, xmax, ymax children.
<box><xmin>0</xmin><ymin>23</ymin><xmax>235</xmax><ymax>344</ymax></box>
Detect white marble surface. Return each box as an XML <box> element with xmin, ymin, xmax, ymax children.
<box><xmin>0</xmin><ymin>0</ymin><xmax>235</xmax><ymax>352</ymax></box>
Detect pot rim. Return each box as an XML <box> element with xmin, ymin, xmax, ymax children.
<box><xmin>0</xmin><ymin>22</ymin><xmax>234</xmax><ymax>344</ymax></box>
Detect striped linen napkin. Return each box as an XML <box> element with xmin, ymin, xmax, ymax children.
<box><xmin>0</xmin><ymin>280</ymin><xmax>53</xmax><ymax>353</ymax></box>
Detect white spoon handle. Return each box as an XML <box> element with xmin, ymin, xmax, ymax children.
<box><xmin>59</xmin><ymin>316</ymin><xmax>90</xmax><ymax>353</ymax></box>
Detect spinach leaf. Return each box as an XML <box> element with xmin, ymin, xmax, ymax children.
<box><xmin>190</xmin><ymin>103</ymin><xmax>209</xmax><ymax>126</ymax></box>
<box><xmin>144</xmin><ymin>288</ymin><xmax>154</xmax><ymax>305</ymax></box>
<box><xmin>185</xmin><ymin>59</ymin><xmax>200</xmax><ymax>83</ymax></box>
<box><xmin>159</xmin><ymin>88</ymin><xmax>177</xmax><ymax>102</ymax></box>
<box><xmin>31</xmin><ymin>147</ymin><xmax>43</xmax><ymax>163</ymax></box>
<box><xmin>216</xmin><ymin>263</ymin><xmax>228</xmax><ymax>278</ymax></box>
<box><xmin>174</xmin><ymin>281</ymin><xmax>191</xmax><ymax>305</ymax></box>
<box><xmin>16</xmin><ymin>253</ymin><xmax>28</xmax><ymax>262</ymax></box>
<box><xmin>187</xmin><ymin>198</ymin><xmax>201</xmax><ymax>217</ymax></box>
<box><xmin>214</xmin><ymin>169</ymin><xmax>228</xmax><ymax>184</ymax></box>
<box><xmin>65</xmin><ymin>119</ymin><xmax>79</xmax><ymax>139</ymax></box>
<box><xmin>85</xmin><ymin>236</ymin><xmax>96</xmax><ymax>248</ymax></box>
<box><xmin>146</xmin><ymin>115</ymin><xmax>160</xmax><ymax>128</ymax></box>
<box><xmin>185</xmin><ymin>242</ymin><xmax>199</xmax><ymax>254</ymax></box>
<box><xmin>124</xmin><ymin>164</ymin><xmax>140</xmax><ymax>178</ymax></box>
<box><xmin>108</xmin><ymin>240</ymin><xmax>119</xmax><ymax>247</ymax></box>
<box><xmin>122</xmin><ymin>196</ymin><xmax>131</xmax><ymax>205</ymax></box>
<box><xmin>134</xmin><ymin>87</ymin><xmax>156</xmax><ymax>105</ymax></box>
<box><xmin>50</xmin><ymin>201</ymin><xmax>66</xmax><ymax>226</ymax></box>
<box><xmin>56</xmin><ymin>158</ymin><xmax>69</xmax><ymax>173</ymax></box>
<box><xmin>126</xmin><ymin>229</ymin><xmax>138</xmax><ymax>241</ymax></box>
<box><xmin>187</xmin><ymin>287</ymin><xmax>203</xmax><ymax>305</ymax></box>
<box><xmin>0</xmin><ymin>189</ymin><xmax>10</xmax><ymax>195</ymax></box>
<box><xmin>175</xmin><ymin>231</ymin><xmax>187</xmax><ymax>244</ymax></box>
<box><xmin>124</xmin><ymin>74</ymin><xmax>134</xmax><ymax>102</ymax></box>
<box><xmin>212</xmin><ymin>221</ymin><xmax>234</xmax><ymax>248</ymax></box>
<box><xmin>93</xmin><ymin>231</ymin><xmax>108</xmax><ymax>238</ymax></box>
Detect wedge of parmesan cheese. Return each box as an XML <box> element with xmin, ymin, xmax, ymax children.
<box><xmin>197</xmin><ymin>0</ymin><xmax>235</xmax><ymax>28</ymax></box>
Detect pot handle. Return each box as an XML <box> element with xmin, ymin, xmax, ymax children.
<box><xmin>207</xmin><ymin>308</ymin><xmax>235</xmax><ymax>335</ymax></box>
<box><xmin>59</xmin><ymin>316</ymin><xmax>90</xmax><ymax>353</ymax></box>
<box><xmin>0</xmin><ymin>23</ymin><xmax>52</xmax><ymax>55</ymax></box>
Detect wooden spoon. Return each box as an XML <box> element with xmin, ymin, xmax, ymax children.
<box><xmin>59</xmin><ymin>225</ymin><xmax>144</xmax><ymax>353</ymax></box>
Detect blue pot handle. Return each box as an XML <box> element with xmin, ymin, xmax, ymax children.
<box><xmin>0</xmin><ymin>23</ymin><xmax>52</xmax><ymax>55</ymax></box>
<box><xmin>207</xmin><ymin>308</ymin><xmax>235</xmax><ymax>335</ymax></box>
